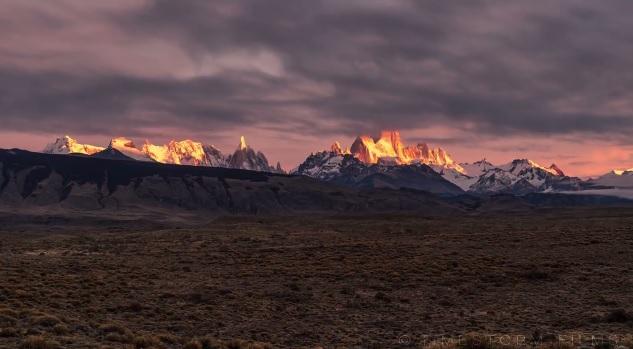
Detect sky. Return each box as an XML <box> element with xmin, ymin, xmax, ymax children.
<box><xmin>1</xmin><ymin>0</ymin><xmax>633</xmax><ymax>176</ymax></box>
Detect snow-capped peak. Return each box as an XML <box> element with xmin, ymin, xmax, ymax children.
<box><xmin>43</xmin><ymin>135</ymin><xmax>104</xmax><ymax>155</ymax></box>
<box><xmin>44</xmin><ymin>135</ymin><xmax>75</xmax><ymax>154</ymax></box>
<box><xmin>344</xmin><ymin>130</ymin><xmax>464</xmax><ymax>173</ymax></box>
<box><xmin>41</xmin><ymin>135</ymin><xmax>282</xmax><ymax>173</ymax></box>
<box><xmin>108</xmin><ymin>137</ymin><xmax>151</xmax><ymax>161</ymax></box>
<box><xmin>142</xmin><ymin>139</ymin><xmax>225</xmax><ymax>166</ymax></box>
<box><xmin>227</xmin><ymin>136</ymin><xmax>281</xmax><ymax>173</ymax></box>
<box><xmin>590</xmin><ymin>167</ymin><xmax>633</xmax><ymax>188</ymax></box>
<box><xmin>607</xmin><ymin>168</ymin><xmax>633</xmax><ymax>176</ymax></box>
<box><xmin>460</xmin><ymin>158</ymin><xmax>496</xmax><ymax>177</ymax></box>
<box><xmin>498</xmin><ymin>159</ymin><xmax>563</xmax><ymax>177</ymax></box>
<box><xmin>109</xmin><ymin>137</ymin><xmax>136</xmax><ymax>149</ymax></box>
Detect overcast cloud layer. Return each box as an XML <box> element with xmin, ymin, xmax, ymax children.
<box><xmin>1</xmin><ymin>0</ymin><xmax>633</xmax><ymax>174</ymax></box>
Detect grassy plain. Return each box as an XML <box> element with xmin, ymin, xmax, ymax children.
<box><xmin>1</xmin><ymin>208</ymin><xmax>632</xmax><ymax>348</ymax></box>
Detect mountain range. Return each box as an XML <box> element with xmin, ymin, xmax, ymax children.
<box><xmin>32</xmin><ymin>130</ymin><xmax>633</xmax><ymax>197</ymax></box>
<box><xmin>1</xmin><ymin>148</ymin><xmax>630</xmax><ymax>214</ymax></box>
<box><xmin>0</xmin><ymin>148</ymin><xmax>472</xmax><ymax>214</ymax></box>
<box><xmin>292</xmin><ymin>131</ymin><xmax>590</xmax><ymax>195</ymax></box>
<box><xmin>43</xmin><ymin>135</ymin><xmax>284</xmax><ymax>173</ymax></box>
<box><xmin>588</xmin><ymin>168</ymin><xmax>633</xmax><ymax>188</ymax></box>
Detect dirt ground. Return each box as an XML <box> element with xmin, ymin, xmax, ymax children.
<box><xmin>1</xmin><ymin>208</ymin><xmax>632</xmax><ymax>348</ymax></box>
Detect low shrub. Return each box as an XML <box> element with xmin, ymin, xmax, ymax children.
<box><xmin>19</xmin><ymin>335</ymin><xmax>61</xmax><ymax>349</ymax></box>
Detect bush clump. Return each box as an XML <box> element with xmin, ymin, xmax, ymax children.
<box><xmin>19</xmin><ymin>335</ymin><xmax>61</xmax><ymax>349</ymax></box>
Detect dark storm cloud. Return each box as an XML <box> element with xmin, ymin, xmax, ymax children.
<box><xmin>0</xmin><ymin>68</ymin><xmax>252</xmax><ymax>135</ymax></box>
<box><xmin>2</xmin><ymin>0</ymin><xmax>633</xmax><ymax>139</ymax></box>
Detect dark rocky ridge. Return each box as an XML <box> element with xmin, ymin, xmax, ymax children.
<box><xmin>1</xmin><ymin>149</ymin><xmax>631</xmax><ymax>215</ymax></box>
<box><xmin>0</xmin><ymin>149</ymin><xmax>457</xmax><ymax>214</ymax></box>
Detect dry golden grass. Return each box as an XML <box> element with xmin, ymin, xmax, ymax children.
<box><xmin>29</xmin><ymin>315</ymin><xmax>61</xmax><ymax>327</ymax></box>
<box><xmin>0</xmin><ymin>209</ymin><xmax>632</xmax><ymax>348</ymax></box>
<box><xmin>0</xmin><ymin>327</ymin><xmax>19</xmax><ymax>338</ymax></box>
<box><xmin>19</xmin><ymin>336</ymin><xmax>60</xmax><ymax>349</ymax></box>
<box><xmin>132</xmin><ymin>334</ymin><xmax>163</xmax><ymax>348</ymax></box>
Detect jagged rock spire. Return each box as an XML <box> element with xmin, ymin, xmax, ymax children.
<box><xmin>347</xmin><ymin>130</ymin><xmax>463</xmax><ymax>173</ymax></box>
<box><xmin>331</xmin><ymin>141</ymin><xmax>343</xmax><ymax>154</ymax></box>
<box><xmin>239</xmin><ymin>136</ymin><xmax>248</xmax><ymax>150</ymax></box>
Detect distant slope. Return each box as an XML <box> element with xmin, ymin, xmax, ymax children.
<box><xmin>0</xmin><ymin>149</ymin><xmax>457</xmax><ymax>214</ymax></box>
<box><xmin>90</xmin><ymin>148</ymin><xmax>137</xmax><ymax>161</ymax></box>
<box><xmin>589</xmin><ymin>169</ymin><xmax>633</xmax><ymax>188</ymax></box>
<box><xmin>1</xmin><ymin>149</ymin><xmax>630</xmax><ymax>215</ymax></box>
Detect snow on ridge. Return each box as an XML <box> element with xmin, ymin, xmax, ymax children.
<box><xmin>41</xmin><ymin>135</ymin><xmax>283</xmax><ymax>173</ymax></box>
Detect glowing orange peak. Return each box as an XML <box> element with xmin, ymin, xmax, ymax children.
<box><xmin>347</xmin><ymin>130</ymin><xmax>464</xmax><ymax>173</ymax></box>
<box><xmin>239</xmin><ymin>136</ymin><xmax>248</xmax><ymax>150</ymax></box>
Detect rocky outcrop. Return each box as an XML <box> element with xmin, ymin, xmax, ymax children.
<box><xmin>227</xmin><ymin>136</ymin><xmax>280</xmax><ymax>173</ymax></box>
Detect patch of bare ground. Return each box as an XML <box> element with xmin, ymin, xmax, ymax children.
<box><xmin>0</xmin><ymin>208</ymin><xmax>632</xmax><ymax>348</ymax></box>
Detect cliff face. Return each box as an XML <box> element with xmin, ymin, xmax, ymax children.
<box><xmin>226</xmin><ymin>136</ymin><xmax>278</xmax><ymax>172</ymax></box>
<box><xmin>349</xmin><ymin>130</ymin><xmax>462</xmax><ymax>172</ymax></box>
